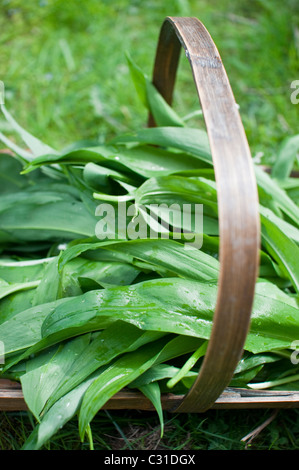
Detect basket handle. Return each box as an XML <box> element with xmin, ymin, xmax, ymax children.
<box><xmin>148</xmin><ymin>17</ymin><xmax>260</xmax><ymax>412</ymax></box>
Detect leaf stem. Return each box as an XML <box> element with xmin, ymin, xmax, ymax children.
<box><xmin>248</xmin><ymin>373</ymin><xmax>299</xmax><ymax>390</ymax></box>
<box><xmin>93</xmin><ymin>192</ymin><xmax>135</xmax><ymax>202</ymax></box>
<box><xmin>167</xmin><ymin>341</ymin><xmax>208</xmax><ymax>389</ymax></box>
<box><xmin>85</xmin><ymin>423</ymin><xmax>94</xmax><ymax>450</ymax></box>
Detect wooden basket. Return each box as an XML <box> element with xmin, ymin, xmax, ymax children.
<box><xmin>1</xmin><ymin>16</ymin><xmax>299</xmax><ymax>412</ymax></box>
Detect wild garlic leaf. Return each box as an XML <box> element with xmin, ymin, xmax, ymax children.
<box><xmin>0</xmin><ymin>104</ymin><xmax>57</xmax><ymax>158</ymax></box>
<box><xmin>272</xmin><ymin>134</ymin><xmax>299</xmax><ymax>181</ymax></box>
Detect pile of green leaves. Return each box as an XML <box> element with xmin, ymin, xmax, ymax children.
<box><xmin>0</xmin><ymin>58</ymin><xmax>298</xmax><ymax>450</ymax></box>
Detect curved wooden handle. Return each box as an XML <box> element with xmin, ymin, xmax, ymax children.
<box><xmin>149</xmin><ymin>17</ymin><xmax>261</xmax><ymax>412</ymax></box>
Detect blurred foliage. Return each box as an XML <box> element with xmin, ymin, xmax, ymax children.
<box><xmin>0</xmin><ymin>0</ymin><xmax>298</xmax><ymax>162</ymax></box>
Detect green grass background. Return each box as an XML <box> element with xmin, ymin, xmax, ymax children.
<box><xmin>0</xmin><ymin>0</ymin><xmax>299</xmax><ymax>450</ymax></box>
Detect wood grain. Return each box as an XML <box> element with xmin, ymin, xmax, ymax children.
<box><xmin>1</xmin><ymin>380</ymin><xmax>299</xmax><ymax>411</ymax></box>
<box><xmin>148</xmin><ymin>17</ymin><xmax>260</xmax><ymax>412</ymax></box>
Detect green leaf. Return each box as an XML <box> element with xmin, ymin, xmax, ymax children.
<box><xmin>133</xmin><ymin>175</ymin><xmax>218</xmax><ymax>238</ymax></box>
<box><xmin>0</xmin><ymin>289</ymin><xmax>37</xmax><ymax>325</ymax></box>
<box><xmin>125</xmin><ymin>52</ymin><xmax>148</xmax><ymax>108</ymax></box>
<box><xmin>111</xmin><ymin>145</ymin><xmax>211</xmax><ymax>178</ymax></box>
<box><xmin>0</xmin><ymin>197</ymin><xmax>98</xmax><ymax>244</ymax></box>
<box><xmin>255</xmin><ymin>165</ymin><xmax>299</xmax><ymax>226</ymax></box>
<box><xmin>146</xmin><ymin>80</ymin><xmax>185</xmax><ymax>127</ymax></box>
<box><xmin>23</xmin><ymin>142</ymin><xmax>211</xmax><ymax>181</ymax></box>
<box><xmin>39</xmin><ymin>277</ymin><xmax>299</xmax><ymax>355</ymax></box>
<box><xmin>112</xmin><ymin>127</ymin><xmax>212</xmax><ymax>165</ymax></box>
<box><xmin>260</xmin><ymin>213</ymin><xmax>299</xmax><ymax>293</ymax></box>
<box><xmin>135</xmin><ymin>175</ymin><xmax>217</xmax><ymax>206</ymax></box>
<box><xmin>0</xmin><ymin>278</ymin><xmax>40</xmax><ymax>301</ymax></box>
<box><xmin>279</xmin><ymin>177</ymin><xmax>299</xmax><ymax>205</ymax></box>
<box><xmin>259</xmin><ymin>204</ymin><xmax>299</xmax><ymax>244</ymax></box>
<box><xmin>229</xmin><ymin>365</ymin><xmax>265</xmax><ymax>387</ymax></box>
<box><xmin>78</xmin><ymin>333</ymin><xmax>201</xmax><ymax>438</ymax></box>
<box><xmin>129</xmin><ymin>363</ymin><xmax>198</xmax><ymax>388</ymax></box>
<box><xmin>20</xmin><ymin>334</ymin><xmax>90</xmax><ymax>420</ymax></box>
<box><xmin>139</xmin><ymin>382</ymin><xmax>164</xmax><ymax>437</ymax></box>
<box><xmin>78</xmin><ymin>337</ymin><xmax>170</xmax><ymax>438</ymax></box>
<box><xmin>32</xmin><ymin>258</ymin><xmax>60</xmax><ymax>305</ymax></box>
<box><xmin>104</xmin><ymin>239</ymin><xmax>219</xmax><ymax>281</ymax></box>
<box><xmin>0</xmin><ymin>296</ymin><xmax>71</xmax><ymax>355</ymax></box>
<box><xmin>126</xmin><ymin>52</ymin><xmax>184</xmax><ymax>128</ymax></box>
<box><xmin>83</xmin><ymin>162</ymin><xmax>134</xmax><ymax>193</ymax></box>
<box><xmin>0</xmin><ymin>154</ymin><xmax>28</xmax><ymax>194</ymax></box>
<box><xmin>40</xmin><ymin>278</ymin><xmax>216</xmax><ymax>343</ymax></box>
<box><xmin>272</xmin><ymin>135</ymin><xmax>299</xmax><ymax>181</ymax></box>
<box><xmin>22</xmin><ymin>145</ymin><xmax>138</xmax><ymax>178</ymax></box>
<box><xmin>0</xmin><ymin>256</ymin><xmax>52</xmax><ymax>284</ymax></box>
<box><xmin>0</xmin><ymin>104</ymin><xmax>57</xmax><ymax>158</ymax></box>
<box><xmin>21</xmin><ymin>370</ymin><xmax>101</xmax><ymax>450</ymax></box>
<box><xmin>233</xmin><ymin>351</ymin><xmax>281</xmax><ymax>375</ymax></box>
<box><xmin>58</xmin><ymin>238</ymin><xmax>219</xmax><ymax>282</ymax></box>
<box><xmin>0</xmin><ymin>131</ymin><xmax>33</xmax><ymax>161</ymax></box>
<box><xmin>43</xmin><ymin>322</ymin><xmax>164</xmax><ymax>413</ymax></box>
<box><xmin>167</xmin><ymin>341</ymin><xmax>208</xmax><ymax>389</ymax></box>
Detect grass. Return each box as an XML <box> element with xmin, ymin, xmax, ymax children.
<box><xmin>0</xmin><ymin>0</ymin><xmax>299</xmax><ymax>451</ymax></box>
<box><xmin>0</xmin><ymin>0</ymin><xmax>298</xmax><ymax>158</ymax></box>
<box><xmin>1</xmin><ymin>408</ymin><xmax>299</xmax><ymax>450</ymax></box>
